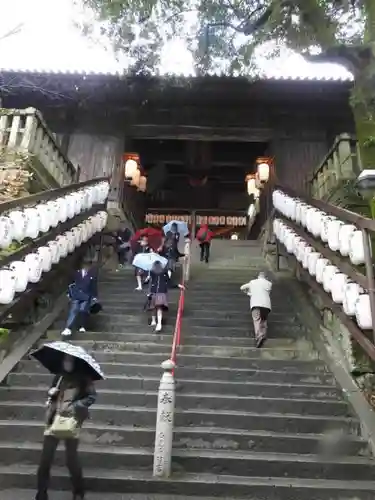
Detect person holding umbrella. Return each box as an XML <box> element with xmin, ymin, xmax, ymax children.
<box><xmin>132</xmin><ymin>235</ymin><xmax>151</xmax><ymax>290</ymax></box>
<box><xmin>61</xmin><ymin>261</ymin><xmax>99</xmax><ymax>337</ymax></box>
<box><xmin>31</xmin><ymin>341</ymin><xmax>104</xmax><ymax>500</ymax></box>
<box><xmin>161</xmin><ymin>221</ymin><xmax>188</xmax><ymax>284</ymax></box>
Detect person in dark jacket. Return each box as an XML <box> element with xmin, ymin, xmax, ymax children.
<box><xmin>114</xmin><ymin>226</ymin><xmax>131</xmax><ymax>269</ymax></box>
<box><xmin>134</xmin><ymin>235</ymin><xmax>151</xmax><ymax>290</ymax></box>
<box><xmin>35</xmin><ymin>354</ymin><xmax>96</xmax><ymax>500</ymax></box>
<box><xmin>148</xmin><ymin>261</ymin><xmax>170</xmax><ymax>332</ymax></box>
<box><xmin>61</xmin><ymin>262</ymin><xmax>98</xmax><ymax>337</ymax></box>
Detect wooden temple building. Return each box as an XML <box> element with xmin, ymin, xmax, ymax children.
<box><xmin>0</xmin><ymin>70</ymin><xmax>354</xmax><ymax>231</ymax></box>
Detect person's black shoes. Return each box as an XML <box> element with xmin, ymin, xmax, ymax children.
<box><xmin>256</xmin><ymin>337</ymin><xmax>266</xmax><ymax>348</ymax></box>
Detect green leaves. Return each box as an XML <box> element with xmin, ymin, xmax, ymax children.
<box><xmin>80</xmin><ymin>0</ymin><xmax>367</xmax><ymax>74</ymax></box>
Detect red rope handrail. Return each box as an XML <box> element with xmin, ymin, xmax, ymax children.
<box><xmin>170</xmin><ymin>242</ymin><xmax>189</xmax><ymax>367</ymax></box>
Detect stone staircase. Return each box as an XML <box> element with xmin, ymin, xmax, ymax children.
<box><xmin>0</xmin><ymin>241</ymin><xmax>375</xmax><ymax>498</ymax></box>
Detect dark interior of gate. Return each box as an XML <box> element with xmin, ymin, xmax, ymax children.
<box><xmin>0</xmin><ymin>71</ymin><xmax>355</xmax><ymax>239</ymax></box>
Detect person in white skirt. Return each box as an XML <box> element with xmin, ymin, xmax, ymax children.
<box><xmin>240</xmin><ymin>271</ymin><xmax>272</xmax><ymax>348</ymax></box>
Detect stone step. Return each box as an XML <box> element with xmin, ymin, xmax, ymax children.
<box><xmin>0</xmin><ymin>421</ymin><xmax>366</xmax><ymax>455</ymax></box>
<box><xmin>64</xmin><ymin>340</ymin><xmax>316</xmax><ymax>360</ymax></box>
<box><xmin>101</xmin><ymin>304</ymin><xmax>291</xmax><ymax>319</ymax></box>
<box><xmin>83</xmin><ymin>312</ymin><xmax>302</xmax><ymax>328</ymax></box>
<box><xmin>0</xmin><ymin>374</ymin><xmax>344</xmax><ymax>404</ymax></box>
<box><xmin>30</xmin><ymin>347</ymin><xmax>318</xmax><ymax>371</ymax></box>
<box><xmin>17</xmin><ymin>360</ymin><xmax>333</xmax><ymax>383</ymax></box>
<box><xmin>0</xmin><ymin>442</ymin><xmax>374</xmax><ymax>481</ymax></box>
<box><xmin>98</xmin><ymin>299</ymin><xmax>290</xmax><ymax>314</ymax></box>
<box><xmin>63</xmin><ymin>320</ymin><xmax>307</xmax><ymax>338</ymax></box>
<box><xmin>2</xmin><ymin>468</ymin><xmax>375</xmax><ymax>500</ymax></box>
<box><xmin>0</xmin><ymin>386</ymin><xmax>349</xmax><ymax>415</ymax></box>
<box><xmin>8</xmin><ymin>371</ymin><xmax>338</xmax><ymax>397</ymax></box>
<box><xmin>0</xmin><ymin>402</ymin><xmax>360</xmax><ymax>434</ymax></box>
<box><xmin>45</xmin><ymin>330</ymin><xmax>313</xmax><ymax>349</ymax></box>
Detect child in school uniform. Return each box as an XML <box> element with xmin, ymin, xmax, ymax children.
<box><xmin>147</xmin><ymin>260</ymin><xmax>170</xmax><ymax>332</ymax></box>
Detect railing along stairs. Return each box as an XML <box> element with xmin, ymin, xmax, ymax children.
<box><xmin>153</xmin><ymin>237</ymin><xmax>191</xmax><ymax>476</ymax></box>
<box><xmin>271</xmin><ymin>183</ymin><xmax>375</xmax><ymax>362</ymax></box>
<box><xmin>0</xmin><ymin>107</ymin><xmax>77</xmax><ymax>190</ymax></box>
<box><xmin>0</xmin><ymin>177</ymin><xmax>110</xmax><ymax>362</ymax></box>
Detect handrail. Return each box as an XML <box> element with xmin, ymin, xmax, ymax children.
<box><xmin>0</xmin><ymin>176</ymin><xmax>108</xmax><ymax>215</ymax></box>
<box><xmin>307</xmin><ymin>133</ymin><xmax>360</xmax><ymax>200</ymax></box>
<box><xmin>153</xmin><ymin>238</ymin><xmax>191</xmax><ymax>478</ymax></box>
<box><xmin>271</xmin><ymin>183</ymin><xmax>375</xmax><ymax>363</ymax></box>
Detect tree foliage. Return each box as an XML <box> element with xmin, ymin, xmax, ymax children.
<box><xmin>80</xmin><ymin>0</ymin><xmax>370</xmax><ymax>75</ymax></box>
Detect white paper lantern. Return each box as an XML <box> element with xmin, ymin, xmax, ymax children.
<box><xmin>307</xmin><ymin>251</ymin><xmax>321</xmax><ymax>276</ymax></box>
<box><xmin>320</xmin><ymin>215</ymin><xmax>334</xmax><ymax>243</ymax></box>
<box><xmin>327</xmin><ymin>219</ymin><xmax>344</xmax><ymax>252</ymax></box>
<box><xmin>343</xmin><ymin>282</ymin><xmax>362</xmax><ymax>316</ymax></box>
<box><xmin>35</xmin><ymin>203</ymin><xmax>52</xmax><ymax>233</ymax></box>
<box><xmin>331</xmin><ymin>272</ymin><xmax>349</xmax><ymax>304</ymax></box>
<box><xmin>316</xmin><ymin>257</ymin><xmax>330</xmax><ymax>284</ymax></box>
<box><xmin>9</xmin><ymin>261</ymin><xmax>28</xmax><ymax>293</ymax></box>
<box><xmin>305</xmin><ymin>207</ymin><xmax>317</xmax><ymax>234</ymax></box>
<box><xmin>349</xmin><ymin>230</ymin><xmax>368</xmax><ymax>265</ymax></box>
<box><xmin>56</xmin><ymin>197</ymin><xmax>68</xmax><ymax>223</ymax></box>
<box><xmin>295</xmin><ymin>239</ymin><xmax>308</xmax><ymax>262</ymax></box>
<box><xmin>65</xmin><ymin>231</ymin><xmax>76</xmax><ymax>253</ymax></box>
<box><xmin>311</xmin><ymin>210</ymin><xmax>326</xmax><ymax>238</ymax></box>
<box><xmin>56</xmin><ymin>234</ymin><xmax>69</xmax><ymax>258</ymax></box>
<box><xmin>24</xmin><ymin>253</ymin><xmax>42</xmax><ymax>283</ymax></box>
<box><xmin>285</xmin><ymin>230</ymin><xmax>296</xmax><ymax>253</ymax></box>
<box><xmin>300</xmin><ymin>204</ymin><xmax>310</xmax><ymax>227</ymax></box>
<box><xmin>355</xmin><ymin>294</ymin><xmax>372</xmax><ymax>330</ymax></box>
<box><xmin>37</xmin><ymin>246</ymin><xmax>53</xmax><ymax>272</ymax></box>
<box><xmin>0</xmin><ymin>216</ymin><xmax>13</xmax><ymax>249</ymax></box>
<box><xmin>302</xmin><ymin>246</ymin><xmax>314</xmax><ymax>269</ymax></box>
<box><xmin>8</xmin><ymin>210</ymin><xmax>28</xmax><ymax>242</ymax></box>
<box><xmin>0</xmin><ymin>268</ymin><xmax>16</xmax><ymax>304</ymax></box>
<box><xmin>23</xmin><ymin>208</ymin><xmax>41</xmax><ymax>239</ymax></box>
<box><xmin>47</xmin><ymin>240</ymin><xmax>60</xmax><ymax>264</ymax></box>
<box><xmin>338</xmin><ymin>224</ymin><xmax>356</xmax><ymax>257</ymax></box>
<box><xmin>295</xmin><ymin>201</ymin><xmax>306</xmax><ymax>225</ymax></box>
<box><xmin>97</xmin><ymin>211</ymin><xmax>108</xmax><ymax>230</ymax></box>
<box><xmin>322</xmin><ymin>264</ymin><xmax>339</xmax><ymax>293</ymax></box>
<box><xmin>65</xmin><ymin>194</ymin><xmax>76</xmax><ymax>219</ymax></box>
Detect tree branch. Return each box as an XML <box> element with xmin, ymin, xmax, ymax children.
<box><xmin>302</xmin><ymin>45</ymin><xmax>367</xmax><ymax>74</ymax></box>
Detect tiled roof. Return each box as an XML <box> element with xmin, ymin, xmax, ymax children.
<box><xmin>0</xmin><ymin>67</ymin><xmax>354</xmax><ymax>82</ymax></box>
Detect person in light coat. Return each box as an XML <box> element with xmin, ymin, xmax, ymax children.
<box><xmin>240</xmin><ymin>272</ymin><xmax>272</xmax><ymax>348</ymax></box>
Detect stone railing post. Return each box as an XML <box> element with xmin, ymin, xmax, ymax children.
<box><xmin>153</xmin><ymin>359</ymin><xmax>175</xmax><ymax>477</ymax></box>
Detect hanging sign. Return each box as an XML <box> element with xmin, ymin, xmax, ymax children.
<box><xmin>145</xmin><ymin>213</ymin><xmax>247</xmax><ymax>227</ymax></box>
<box><xmin>145</xmin><ymin>213</ymin><xmax>192</xmax><ymax>224</ymax></box>
<box><xmin>195</xmin><ymin>215</ymin><xmax>247</xmax><ymax>227</ymax></box>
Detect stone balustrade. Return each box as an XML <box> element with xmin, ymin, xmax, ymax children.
<box><xmin>309</xmin><ymin>134</ymin><xmax>361</xmax><ymax>201</ymax></box>
<box><xmin>0</xmin><ymin>107</ymin><xmax>77</xmax><ymax>188</ymax></box>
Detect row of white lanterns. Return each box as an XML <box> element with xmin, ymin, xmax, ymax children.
<box><xmin>273</xmin><ymin>218</ymin><xmax>372</xmax><ymax>330</ymax></box>
<box><xmin>0</xmin><ymin>181</ymin><xmax>110</xmax><ymax>250</ymax></box>
<box><xmin>0</xmin><ymin>210</ymin><xmax>108</xmax><ymax>305</ymax></box>
<box><xmin>272</xmin><ymin>190</ymin><xmax>368</xmax><ymax>266</ymax></box>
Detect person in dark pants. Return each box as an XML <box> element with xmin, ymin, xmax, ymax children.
<box><xmin>114</xmin><ymin>227</ymin><xmax>131</xmax><ymax>269</ymax></box>
<box><xmin>196</xmin><ymin>224</ymin><xmax>213</xmax><ymax>263</ymax></box>
<box><xmin>61</xmin><ymin>262</ymin><xmax>98</xmax><ymax>337</ymax></box>
<box><xmin>35</xmin><ymin>354</ymin><xmax>96</xmax><ymax>500</ymax></box>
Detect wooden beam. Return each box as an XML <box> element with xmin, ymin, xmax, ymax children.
<box><xmin>130</xmin><ymin>124</ymin><xmax>272</xmax><ymax>142</ymax></box>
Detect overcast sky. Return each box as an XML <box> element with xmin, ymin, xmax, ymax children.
<box><xmin>0</xmin><ymin>0</ymin><xmax>353</xmax><ymax>79</ymax></box>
